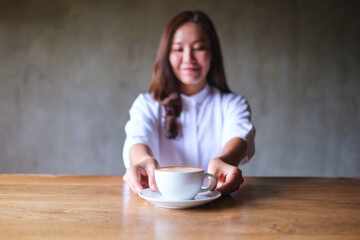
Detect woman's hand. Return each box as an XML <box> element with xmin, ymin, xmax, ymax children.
<box><xmin>123</xmin><ymin>157</ymin><xmax>159</xmax><ymax>194</ymax></box>
<box><xmin>208</xmin><ymin>158</ymin><xmax>244</xmax><ymax>195</ymax></box>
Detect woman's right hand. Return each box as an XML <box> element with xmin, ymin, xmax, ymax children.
<box><xmin>123</xmin><ymin>157</ymin><xmax>159</xmax><ymax>194</ymax></box>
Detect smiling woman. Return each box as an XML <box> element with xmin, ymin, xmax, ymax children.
<box><xmin>169</xmin><ymin>22</ymin><xmax>211</xmax><ymax>95</ymax></box>
<box><xmin>122</xmin><ymin>10</ymin><xmax>255</xmax><ymax>196</ymax></box>
<box><xmin>149</xmin><ymin>10</ymin><xmax>231</xmax><ymax>139</ymax></box>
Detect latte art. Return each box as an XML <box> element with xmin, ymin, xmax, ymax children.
<box><xmin>158</xmin><ymin>167</ymin><xmax>202</xmax><ymax>173</ymax></box>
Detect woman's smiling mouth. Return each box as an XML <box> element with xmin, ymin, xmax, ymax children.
<box><xmin>181</xmin><ymin>66</ymin><xmax>200</xmax><ymax>72</ymax></box>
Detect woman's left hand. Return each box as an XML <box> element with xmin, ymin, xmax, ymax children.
<box><xmin>207</xmin><ymin>158</ymin><xmax>244</xmax><ymax>195</ymax></box>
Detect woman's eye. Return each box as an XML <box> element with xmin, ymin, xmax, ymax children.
<box><xmin>194</xmin><ymin>46</ymin><xmax>206</xmax><ymax>51</ymax></box>
<box><xmin>173</xmin><ymin>48</ymin><xmax>183</xmax><ymax>52</ymax></box>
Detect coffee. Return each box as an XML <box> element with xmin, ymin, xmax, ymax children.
<box><xmin>157</xmin><ymin>166</ymin><xmax>201</xmax><ymax>173</ymax></box>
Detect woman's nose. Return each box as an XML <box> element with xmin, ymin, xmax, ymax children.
<box><xmin>183</xmin><ymin>48</ymin><xmax>195</xmax><ymax>63</ymax></box>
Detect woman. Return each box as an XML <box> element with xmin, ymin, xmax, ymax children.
<box><xmin>123</xmin><ymin>10</ymin><xmax>255</xmax><ymax>195</ymax></box>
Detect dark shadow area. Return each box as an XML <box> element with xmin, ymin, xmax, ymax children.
<box><xmin>191</xmin><ymin>177</ymin><xmax>315</xmax><ymax>211</ymax></box>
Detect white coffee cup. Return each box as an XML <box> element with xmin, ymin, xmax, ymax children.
<box><xmin>155</xmin><ymin>166</ymin><xmax>217</xmax><ymax>201</ymax></box>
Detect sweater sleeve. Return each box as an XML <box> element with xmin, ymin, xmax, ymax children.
<box><xmin>122</xmin><ymin>94</ymin><xmax>160</xmax><ymax>168</ymax></box>
<box><xmin>221</xmin><ymin>94</ymin><xmax>255</xmax><ymax>165</ymax></box>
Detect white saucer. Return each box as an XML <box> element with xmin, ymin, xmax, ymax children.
<box><xmin>139</xmin><ymin>189</ymin><xmax>221</xmax><ymax>209</ymax></box>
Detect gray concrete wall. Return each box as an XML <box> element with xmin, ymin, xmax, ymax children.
<box><xmin>0</xmin><ymin>0</ymin><xmax>359</xmax><ymax>176</ymax></box>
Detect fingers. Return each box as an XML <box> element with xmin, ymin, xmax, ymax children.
<box><xmin>123</xmin><ymin>168</ymin><xmax>146</xmax><ymax>194</ymax></box>
<box><xmin>216</xmin><ymin>169</ymin><xmax>244</xmax><ymax>195</ymax></box>
<box><xmin>123</xmin><ymin>157</ymin><xmax>159</xmax><ymax>194</ymax></box>
<box><xmin>208</xmin><ymin>158</ymin><xmax>244</xmax><ymax>195</ymax></box>
<box><xmin>146</xmin><ymin>164</ymin><xmax>159</xmax><ymax>192</ymax></box>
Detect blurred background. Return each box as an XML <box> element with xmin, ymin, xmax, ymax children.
<box><xmin>0</xmin><ymin>0</ymin><xmax>359</xmax><ymax>176</ymax></box>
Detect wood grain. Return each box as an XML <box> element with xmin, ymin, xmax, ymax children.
<box><xmin>0</xmin><ymin>175</ymin><xmax>359</xmax><ymax>239</ymax></box>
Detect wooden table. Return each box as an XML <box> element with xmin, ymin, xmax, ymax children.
<box><xmin>0</xmin><ymin>175</ymin><xmax>359</xmax><ymax>239</ymax></box>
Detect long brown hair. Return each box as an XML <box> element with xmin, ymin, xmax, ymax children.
<box><xmin>149</xmin><ymin>10</ymin><xmax>230</xmax><ymax>139</ymax></box>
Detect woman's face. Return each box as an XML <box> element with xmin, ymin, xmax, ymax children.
<box><xmin>169</xmin><ymin>22</ymin><xmax>211</xmax><ymax>96</ymax></box>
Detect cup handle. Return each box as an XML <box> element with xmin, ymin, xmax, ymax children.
<box><xmin>199</xmin><ymin>173</ymin><xmax>217</xmax><ymax>193</ymax></box>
